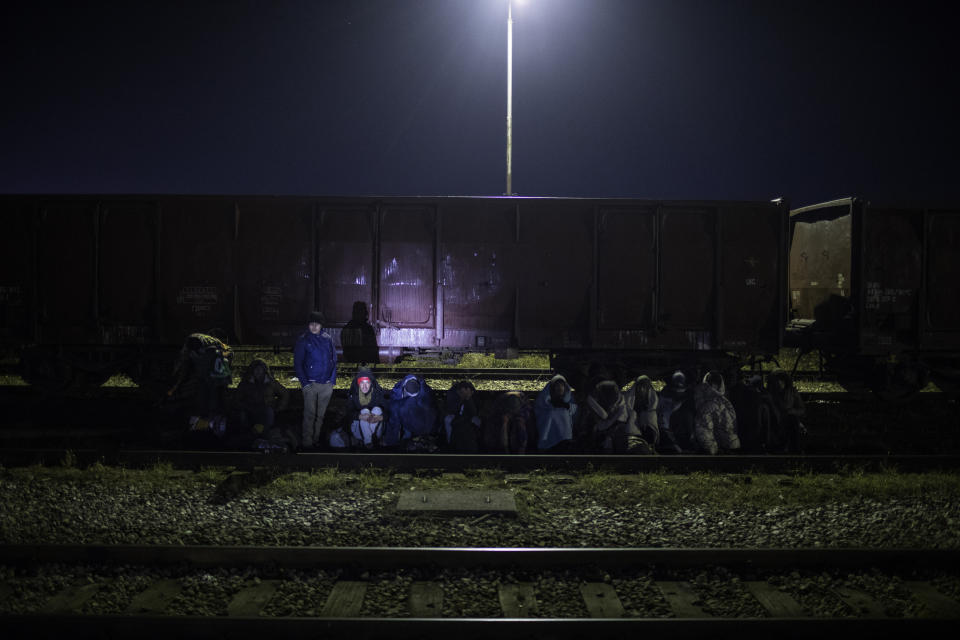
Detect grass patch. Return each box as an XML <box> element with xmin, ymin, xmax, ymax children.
<box><xmin>4</xmin><ymin>463</ymin><xmax>957</xmax><ymax>513</ymax></box>
<box><xmin>457</xmin><ymin>352</ymin><xmax>550</xmax><ymax>369</ymax></box>
<box><xmin>558</xmin><ymin>468</ymin><xmax>960</xmax><ymax>510</ymax></box>
<box><xmin>260</xmin><ymin>468</ymin><xmax>344</xmax><ymax>496</ymax></box>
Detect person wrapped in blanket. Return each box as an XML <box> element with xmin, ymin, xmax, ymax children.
<box><xmin>692</xmin><ymin>371</ymin><xmax>741</xmax><ymax>455</ymax></box>
<box><xmin>443</xmin><ymin>380</ymin><xmax>482</xmax><ymax>452</ymax></box>
<box><xmin>533</xmin><ymin>374</ymin><xmax>578</xmax><ymax>453</ymax></box>
<box><xmin>578</xmin><ymin>379</ymin><xmax>655</xmax><ymax>454</ymax></box>
<box><xmin>382</xmin><ymin>374</ymin><xmax>438</xmax><ymax>452</ymax></box>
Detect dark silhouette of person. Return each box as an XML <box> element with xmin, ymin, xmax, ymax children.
<box><xmin>341</xmin><ymin>301</ymin><xmax>379</xmax><ymax>364</ymax></box>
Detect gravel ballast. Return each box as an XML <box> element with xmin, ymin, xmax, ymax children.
<box><xmin>0</xmin><ymin>470</ymin><xmax>957</xmax><ymax>549</ymax></box>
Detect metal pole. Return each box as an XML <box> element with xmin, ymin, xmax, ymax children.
<box><xmin>506</xmin><ymin>0</ymin><xmax>513</xmax><ymax>196</ymax></box>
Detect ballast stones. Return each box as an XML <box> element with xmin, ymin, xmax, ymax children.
<box><xmin>396</xmin><ymin>490</ymin><xmax>517</xmax><ymax>517</ymax></box>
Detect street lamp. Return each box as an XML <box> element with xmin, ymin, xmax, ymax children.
<box><xmin>506</xmin><ymin>0</ymin><xmax>516</xmax><ymax>196</ymax></box>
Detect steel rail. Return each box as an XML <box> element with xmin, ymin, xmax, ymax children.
<box><xmin>2</xmin><ymin>448</ymin><xmax>960</xmax><ymax>472</ymax></box>
<box><xmin>5</xmin><ymin>614</ymin><xmax>954</xmax><ymax>640</ymax></box>
<box><xmin>3</xmin><ymin>546</ymin><xmax>958</xmax><ymax>638</ymax></box>
<box><xmin>2</xmin><ymin>544</ymin><xmax>959</xmax><ymax>571</ymax></box>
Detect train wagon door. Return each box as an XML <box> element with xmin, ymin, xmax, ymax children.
<box><xmin>861</xmin><ymin>208</ymin><xmax>923</xmax><ymax>352</ymax></box>
<box><xmin>37</xmin><ymin>200</ymin><xmax>97</xmax><ymax>343</ymax></box>
<box><xmin>317</xmin><ymin>205</ymin><xmax>376</xmax><ymax>328</ymax></box>
<box><xmin>788</xmin><ymin>201</ymin><xmax>853</xmax><ymax>323</ymax></box>
<box><xmin>719</xmin><ymin>203</ymin><xmax>785</xmax><ymax>352</ymax></box>
<box><xmin>924</xmin><ymin>211</ymin><xmax>960</xmax><ymax>342</ymax></box>
<box><xmin>98</xmin><ymin>201</ymin><xmax>158</xmax><ymax>344</ymax></box>
<box><xmin>157</xmin><ymin>199</ymin><xmax>235</xmax><ymax>343</ymax></box>
<box><xmin>378</xmin><ymin>206</ymin><xmax>436</xmax><ymax>347</ymax></box>
<box><xmin>438</xmin><ymin>201</ymin><xmax>517</xmax><ymax>348</ymax></box>
<box><xmin>237</xmin><ymin>199</ymin><xmax>314</xmax><ymax>344</ymax></box>
<box><xmin>516</xmin><ymin>200</ymin><xmax>593</xmax><ymax>348</ymax></box>
<box><xmin>0</xmin><ymin>199</ymin><xmax>34</xmax><ymax>343</ymax></box>
<box><xmin>597</xmin><ymin>207</ymin><xmax>657</xmax><ymax>334</ymax></box>
<box><xmin>657</xmin><ymin>207</ymin><xmax>716</xmax><ymax>349</ymax></box>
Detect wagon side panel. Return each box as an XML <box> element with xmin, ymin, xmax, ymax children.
<box><xmin>439</xmin><ymin>200</ymin><xmax>517</xmax><ymax>348</ymax></box>
<box><xmin>37</xmin><ymin>199</ymin><xmax>97</xmax><ymax>343</ymax></box>
<box><xmin>98</xmin><ymin>200</ymin><xmax>158</xmax><ymax>344</ymax></box>
<box><xmin>515</xmin><ymin>200</ymin><xmax>593</xmax><ymax>348</ymax></box>
<box><xmin>0</xmin><ymin>198</ymin><xmax>35</xmax><ymax>345</ymax></box>
<box><xmin>237</xmin><ymin>198</ymin><xmax>314</xmax><ymax>344</ymax></box>
<box><xmin>719</xmin><ymin>203</ymin><xmax>785</xmax><ymax>353</ymax></box>
<box><xmin>157</xmin><ymin>198</ymin><xmax>235</xmax><ymax>343</ymax></box>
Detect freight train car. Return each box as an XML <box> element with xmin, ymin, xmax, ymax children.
<box><xmin>787</xmin><ymin>197</ymin><xmax>960</xmax><ymax>396</ymax></box>
<box><xmin>0</xmin><ymin>195</ymin><xmax>788</xmax><ymax>392</ymax></box>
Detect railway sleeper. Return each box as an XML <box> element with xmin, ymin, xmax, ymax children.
<box><xmin>3</xmin><ymin>570</ymin><xmax>960</xmax><ymax>621</ymax></box>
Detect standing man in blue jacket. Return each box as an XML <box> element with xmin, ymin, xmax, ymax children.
<box><xmin>294</xmin><ymin>310</ymin><xmax>337</xmax><ymax>450</ymax></box>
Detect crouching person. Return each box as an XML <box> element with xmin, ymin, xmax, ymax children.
<box><xmin>330</xmin><ymin>369</ymin><xmax>388</xmax><ymax>450</ymax></box>
<box><xmin>693</xmin><ymin>371</ymin><xmax>740</xmax><ymax>454</ymax></box>
<box><xmin>767</xmin><ymin>370</ymin><xmax>806</xmax><ymax>453</ymax></box>
<box><xmin>383</xmin><ymin>375</ymin><xmax>438</xmax><ymax>451</ymax></box>
<box><xmin>236</xmin><ymin>358</ymin><xmax>290</xmax><ymax>434</ymax></box>
<box><xmin>534</xmin><ymin>375</ymin><xmax>578</xmax><ymax>453</ymax></box>
<box><xmin>484</xmin><ymin>391</ymin><xmax>533</xmax><ymax>453</ymax></box>
<box><xmin>443</xmin><ymin>380</ymin><xmax>481</xmax><ymax>452</ymax></box>
<box><xmin>581</xmin><ymin>380</ymin><xmax>654</xmax><ymax>454</ymax></box>
<box><xmin>623</xmin><ymin>374</ymin><xmax>660</xmax><ymax>449</ymax></box>
<box><xmin>167</xmin><ymin>329</ymin><xmax>232</xmax><ymax>423</ymax></box>
<box><xmin>657</xmin><ymin>371</ymin><xmax>695</xmax><ymax>453</ymax></box>
<box><xmin>729</xmin><ymin>374</ymin><xmax>776</xmax><ymax>453</ymax></box>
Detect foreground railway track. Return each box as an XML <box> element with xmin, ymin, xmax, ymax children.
<box><xmin>2</xmin><ymin>448</ymin><xmax>960</xmax><ymax>473</ymax></box>
<box><xmin>9</xmin><ymin>448</ymin><xmax>960</xmax><ymax>474</ymax></box>
<box><xmin>2</xmin><ymin>545</ymin><xmax>959</xmax><ymax>638</ymax></box>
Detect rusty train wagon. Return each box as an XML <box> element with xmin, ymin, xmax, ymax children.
<box><xmin>0</xmin><ymin>195</ymin><xmax>788</xmax><ymax>391</ymax></box>
<box><xmin>787</xmin><ymin>197</ymin><xmax>960</xmax><ymax>395</ymax></box>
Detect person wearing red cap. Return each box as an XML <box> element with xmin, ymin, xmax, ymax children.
<box><xmin>334</xmin><ymin>368</ymin><xmax>387</xmax><ymax>449</ymax></box>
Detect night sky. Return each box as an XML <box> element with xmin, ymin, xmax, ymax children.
<box><xmin>1</xmin><ymin>0</ymin><xmax>957</xmax><ymax>208</ymax></box>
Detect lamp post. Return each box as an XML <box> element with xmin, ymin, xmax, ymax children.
<box><xmin>506</xmin><ymin>0</ymin><xmax>514</xmax><ymax>196</ymax></box>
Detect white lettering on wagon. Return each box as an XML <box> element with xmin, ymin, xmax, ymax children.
<box><xmin>261</xmin><ymin>285</ymin><xmax>281</xmax><ymax>319</ymax></box>
<box><xmin>178</xmin><ymin>286</ymin><xmax>218</xmax><ymax>317</ymax></box>
<box><xmin>865</xmin><ymin>281</ymin><xmax>914</xmax><ymax>311</ymax></box>
<box><xmin>0</xmin><ymin>285</ymin><xmax>22</xmax><ymax>304</ymax></box>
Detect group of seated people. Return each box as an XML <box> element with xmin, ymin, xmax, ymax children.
<box><xmin>180</xmin><ymin>354</ymin><xmax>806</xmax><ymax>456</ymax></box>
<box><xmin>318</xmin><ymin>366</ymin><xmax>805</xmax><ymax>455</ymax></box>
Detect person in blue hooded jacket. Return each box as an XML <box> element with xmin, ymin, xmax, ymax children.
<box><xmin>383</xmin><ymin>374</ymin><xmax>438</xmax><ymax>451</ymax></box>
<box><xmin>534</xmin><ymin>374</ymin><xmax>578</xmax><ymax>452</ymax></box>
<box><xmin>294</xmin><ymin>310</ymin><xmax>337</xmax><ymax>450</ymax></box>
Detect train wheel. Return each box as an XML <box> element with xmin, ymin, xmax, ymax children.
<box><xmin>869</xmin><ymin>358</ymin><xmax>930</xmax><ymax>402</ymax></box>
<box><xmin>19</xmin><ymin>347</ymin><xmax>113</xmax><ymax>395</ymax></box>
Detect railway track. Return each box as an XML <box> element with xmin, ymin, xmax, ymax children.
<box><xmin>2</xmin><ymin>545</ymin><xmax>958</xmax><ymax>638</ymax></box>
<box><xmin>2</xmin><ymin>448</ymin><xmax>960</xmax><ymax>473</ymax></box>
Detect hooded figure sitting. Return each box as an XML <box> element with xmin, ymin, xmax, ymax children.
<box><xmin>580</xmin><ymin>380</ymin><xmax>653</xmax><ymax>454</ymax></box>
<box><xmin>657</xmin><ymin>371</ymin><xmax>695</xmax><ymax>453</ymax></box>
<box><xmin>729</xmin><ymin>373</ymin><xmax>777</xmax><ymax>453</ymax></box>
<box><xmin>443</xmin><ymin>380</ymin><xmax>482</xmax><ymax>452</ymax></box>
<box><xmin>692</xmin><ymin>371</ymin><xmax>741</xmax><ymax>455</ymax></box>
<box><xmin>383</xmin><ymin>374</ymin><xmax>438</xmax><ymax>450</ymax></box>
<box><xmin>623</xmin><ymin>374</ymin><xmax>660</xmax><ymax>449</ymax></box>
<box><xmin>484</xmin><ymin>391</ymin><xmax>533</xmax><ymax>453</ymax></box>
<box><xmin>236</xmin><ymin>358</ymin><xmax>290</xmax><ymax>433</ymax></box>
<box><xmin>766</xmin><ymin>370</ymin><xmax>806</xmax><ymax>453</ymax></box>
<box><xmin>534</xmin><ymin>375</ymin><xmax>578</xmax><ymax>452</ymax></box>
<box><xmin>329</xmin><ymin>368</ymin><xmax>389</xmax><ymax>449</ymax></box>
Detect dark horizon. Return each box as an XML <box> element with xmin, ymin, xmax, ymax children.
<box><xmin>2</xmin><ymin>0</ymin><xmax>957</xmax><ymax>209</ymax></box>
